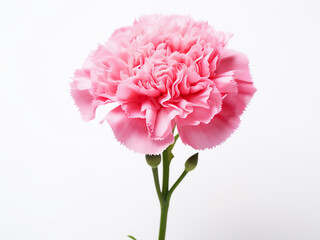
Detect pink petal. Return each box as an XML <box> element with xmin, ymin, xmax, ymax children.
<box><xmin>121</xmin><ymin>102</ymin><xmax>146</xmax><ymax>118</ymax></box>
<box><xmin>71</xmin><ymin>69</ymin><xmax>92</xmax><ymax>90</ymax></box>
<box><xmin>215</xmin><ymin>49</ymin><xmax>252</xmax><ymax>82</ymax></box>
<box><xmin>199</xmin><ymin>49</ymin><xmax>212</xmax><ymax>78</ymax></box>
<box><xmin>116</xmin><ymin>77</ymin><xmax>161</xmax><ymax>103</ymax></box>
<box><xmin>177</xmin><ymin>86</ymin><xmax>222</xmax><ymax>126</ymax></box>
<box><xmin>148</xmin><ymin>107</ymin><xmax>178</xmax><ymax>140</ymax></box>
<box><xmin>215</xmin><ymin>49</ymin><xmax>256</xmax><ymax>115</ymax></box>
<box><xmin>105</xmin><ymin>106</ymin><xmax>174</xmax><ymax>154</ymax></box>
<box><xmin>70</xmin><ymin>89</ymin><xmax>96</xmax><ymax>121</ymax></box>
<box><xmin>213</xmin><ymin>71</ymin><xmax>238</xmax><ymax>94</ymax></box>
<box><xmin>116</xmin><ymin>79</ymin><xmax>142</xmax><ymax>101</ymax></box>
<box><xmin>104</xmin><ymin>56</ymin><xmax>129</xmax><ymax>81</ymax></box>
<box><xmin>177</xmin><ymin>113</ymin><xmax>240</xmax><ymax>150</ymax></box>
<box><xmin>177</xmin><ymin>49</ymin><xmax>256</xmax><ymax>149</ymax></box>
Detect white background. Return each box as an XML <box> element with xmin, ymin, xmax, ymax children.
<box><xmin>1</xmin><ymin>0</ymin><xmax>320</xmax><ymax>239</ymax></box>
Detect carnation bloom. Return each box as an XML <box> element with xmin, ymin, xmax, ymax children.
<box><xmin>71</xmin><ymin>15</ymin><xmax>256</xmax><ymax>154</ymax></box>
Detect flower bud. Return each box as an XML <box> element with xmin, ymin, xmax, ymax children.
<box><xmin>185</xmin><ymin>153</ymin><xmax>198</xmax><ymax>172</ymax></box>
<box><xmin>146</xmin><ymin>154</ymin><xmax>161</xmax><ymax>168</ymax></box>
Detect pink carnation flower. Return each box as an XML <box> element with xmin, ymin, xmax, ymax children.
<box><xmin>71</xmin><ymin>15</ymin><xmax>256</xmax><ymax>154</ymax></box>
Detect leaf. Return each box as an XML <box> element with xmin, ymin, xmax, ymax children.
<box><xmin>127</xmin><ymin>235</ymin><xmax>137</xmax><ymax>240</ymax></box>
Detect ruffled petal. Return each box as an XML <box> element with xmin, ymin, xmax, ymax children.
<box><xmin>213</xmin><ymin>71</ymin><xmax>238</xmax><ymax>94</ymax></box>
<box><xmin>216</xmin><ymin>49</ymin><xmax>256</xmax><ymax>114</ymax></box>
<box><xmin>177</xmin><ymin>85</ymin><xmax>222</xmax><ymax>126</ymax></box>
<box><xmin>116</xmin><ymin>77</ymin><xmax>162</xmax><ymax>103</ymax></box>
<box><xmin>105</xmin><ymin>106</ymin><xmax>174</xmax><ymax>154</ymax></box>
<box><xmin>71</xmin><ymin>69</ymin><xmax>91</xmax><ymax>90</ymax></box>
<box><xmin>71</xmin><ymin>16</ymin><xmax>255</xmax><ymax>153</ymax></box>
<box><xmin>215</xmin><ymin>49</ymin><xmax>252</xmax><ymax>82</ymax></box>
<box><xmin>148</xmin><ymin>107</ymin><xmax>178</xmax><ymax>140</ymax></box>
<box><xmin>70</xmin><ymin>89</ymin><xmax>96</xmax><ymax>121</ymax></box>
<box><xmin>177</xmin><ymin>49</ymin><xmax>256</xmax><ymax>149</ymax></box>
<box><xmin>177</xmin><ymin>112</ymin><xmax>240</xmax><ymax>149</ymax></box>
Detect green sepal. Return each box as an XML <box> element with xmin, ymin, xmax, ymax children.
<box><xmin>185</xmin><ymin>153</ymin><xmax>198</xmax><ymax>172</ymax></box>
<box><xmin>146</xmin><ymin>154</ymin><xmax>161</xmax><ymax>168</ymax></box>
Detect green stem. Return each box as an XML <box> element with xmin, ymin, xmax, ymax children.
<box><xmin>152</xmin><ymin>167</ymin><xmax>164</xmax><ymax>205</ymax></box>
<box><xmin>158</xmin><ymin>145</ymin><xmax>171</xmax><ymax>240</ymax></box>
<box><xmin>149</xmin><ymin>134</ymin><xmax>191</xmax><ymax>240</ymax></box>
<box><xmin>168</xmin><ymin>170</ymin><xmax>188</xmax><ymax>200</ymax></box>
<box><xmin>168</xmin><ymin>134</ymin><xmax>179</xmax><ymax>152</ymax></box>
<box><xmin>158</xmin><ymin>203</ymin><xmax>169</xmax><ymax>240</ymax></box>
<box><xmin>162</xmin><ymin>148</ymin><xmax>170</xmax><ymax>197</ymax></box>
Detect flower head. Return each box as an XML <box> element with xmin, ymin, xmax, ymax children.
<box><xmin>71</xmin><ymin>15</ymin><xmax>256</xmax><ymax>154</ymax></box>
